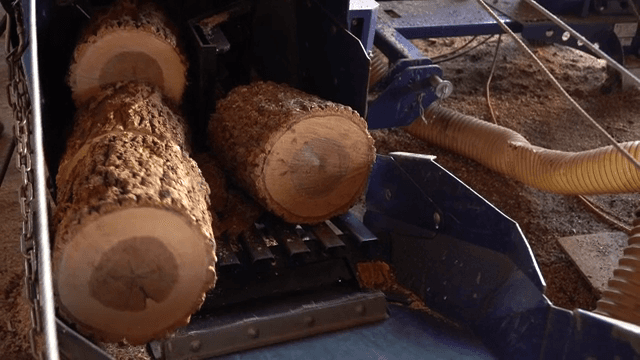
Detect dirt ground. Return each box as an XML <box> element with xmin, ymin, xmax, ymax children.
<box><xmin>1</xmin><ymin>32</ymin><xmax>640</xmax><ymax>360</ymax></box>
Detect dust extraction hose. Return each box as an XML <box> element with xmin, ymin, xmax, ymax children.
<box><xmin>595</xmin><ymin>209</ymin><xmax>640</xmax><ymax>325</ymax></box>
<box><xmin>405</xmin><ymin>106</ymin><xmax>640</xmax><ymax>195</ymax></box>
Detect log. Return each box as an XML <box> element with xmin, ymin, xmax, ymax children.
<box><xmin>68</xmin><ymin>0</ymin><xmax>187</xmax><ymax>107</ymax></box>
<box><xmin>54</xmin><ymin>86</ymin><xmax>215</xmax><ymax>344</ymax></box>
<box><xmin>57</xmin><ymin>82</ymin><xmax>190</xmax><ymax>190</ymax></box>
<box><xmin>209</xmin><ymin>82</ymin><xmax>375</xmax><ymax>224</ymax></box>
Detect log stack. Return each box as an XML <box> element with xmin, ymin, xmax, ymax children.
<box><xmin>55</xmin><ymin>0</ymin><xmax>215</xmax><ymax>344</ymax></box>
<box><xmin>54</xmin><ymin>83</ymin><xmax>216</xmax><ymax>344</ymax></box>
<box><xmin>55</xmin><ymin>0</ymin><xmax>376</xmax><ymax>346</ymax></box>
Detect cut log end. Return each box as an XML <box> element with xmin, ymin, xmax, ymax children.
<box><xmin>70</xmin><ymin>29</ymin><xmax>187</xmax><ymax>106</ymax></box>
<box><xmin>210</xmin><ymin>82</ymin><xmax>376</xmax><ymax>225</ymax></box>
<box><xmin>56</xmin><ymin>207</ymin><xmax>216</xmax><ymax>344</ymax></box>
<box><xmin>263</xmin><ymin>115</ymin><xmax>375</xmax><ymax>223</ymax></box>
<box><xmin>69</xmin><ymin>0</ymin><xmax>187</xmax><ymax>107</ymax></box>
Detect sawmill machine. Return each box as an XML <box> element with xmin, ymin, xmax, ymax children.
<box><xmin>2</xmin><ymin>0</ymin><xmax>640</xmax><ymax>359</ymax></box>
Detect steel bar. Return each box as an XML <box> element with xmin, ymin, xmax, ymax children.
<box><xmin>523</xmin><ymin>0</ymin><xmax>640</xmax><ymax>88</ymax></box>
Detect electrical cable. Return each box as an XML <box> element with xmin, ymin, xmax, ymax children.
<box><xmin>476</xmin><ymin>0</ymin><xmax>640</xmax><ymax>173</ymax></box>
<box><xmin>433</xmin><ymin>35</ymin><xmax>495</xmax><ymax>64</ymax></box>
<box><xmin>486</xmin><ymin>34</ymin><xmax>502</xmax><ymax>124</ymax></box>
<box><xmin>430</xmin><ymin>36</ymin><xmax>478</xmax><ymax>61</ymax></box>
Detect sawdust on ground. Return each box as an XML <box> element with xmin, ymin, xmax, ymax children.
<box><xmin>372</xmin><ymin>35</ymin><xmax>640</xmax><ymax>310</ymax></box>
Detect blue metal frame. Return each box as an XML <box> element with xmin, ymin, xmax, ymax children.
<box><xmin>364</xmin><ymin>153</ymin><xmax>640</xmax><ymax>359</ymax></box>
<box><xmin>348</xmin><ymin>0</ymin><xmax>379</xmax><ymax>54</ymax></box>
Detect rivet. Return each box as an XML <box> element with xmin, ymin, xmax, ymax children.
<box><xmin>189</xmin><ymin>340</ymin><xmax>201</xmax><ymax>352</ymax></box>
<box><xmin>355</xmin><ymin>304</ymin><xmax>366</xmax><ymax>315</ymax></box>
<box><xmin>433</xmin><ymin>212</ymin><xmax>441</xmax><ymax>227</ymax></box>
<box><xmin>247</xmin><ymin>327</ymin><xmax>260</xmax><ymax>338</ymax></box>
<box><xmin>304</xmin><ymin>316</ymin><xmax>315</xmax><ymax>327</ymax></box>
<box><xmin>384</xmin><ymin>188</ymin><xmax>392</xmax><ymax>201</ymax></box>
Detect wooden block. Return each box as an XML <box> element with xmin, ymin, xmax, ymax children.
<box><xmin>558</xmin><ymin>232</ymin><xmax>628</xmax><ymax>294</ymax></box>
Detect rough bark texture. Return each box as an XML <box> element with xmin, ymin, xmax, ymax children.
<box><xmin>192</xmin><ymin>152</ymin><xmax>264</xmax><ymax>239</ymax></box>
<box><xmin>55</xmin><ymin>132</ymin><xmax>213</xmax><ymax>242</ymax></box>
<box><xmin>53</xmin><ymin>83</ymin><xmax>215</xmax><ymax>344</ymax></box>
<box><xmin>68</xmin><ymin>0</ymin><xmax>187</xmax><ymax>106</ymax></box>
<box><xmin>57</xmin><ymin>82</ymin><xmax>190</xmax><ymax>187</ymax></box>
<box><xmin>54</xmin><ymin>132</ymin><xmax>215</xmax><ymax>344</ymax></box>
<box><xmin>209</xmin><ymin>81</ymin><xmax>375</xmax><ymax>224</ymax></box>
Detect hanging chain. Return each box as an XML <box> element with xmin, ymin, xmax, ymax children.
<box><xmin>5</xmin><ymin>2</ymin><xmax>43</xmax><ymax>360</ymax></box>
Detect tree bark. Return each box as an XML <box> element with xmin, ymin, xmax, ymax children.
<box><xmin>68</xmin><ymin>0</ymin><xmax>187</xmax><ymax>107</ymax></box>
<box><xmin>54</xmin><ymin>84</ymin><xmax>215</xmax><ymax>345</ymax></box>
<box><xmin>192</xmin><ymin>152</ymin><xmax>265</xmax><ymax>239</ymax></box>
<box><xmin>57</xmin><ymin>82</ymin><xmax>190</xmax><ymax>189</ymax></box>
<box><xmin>209</xmin><ymin>82</ymin><xmax>375</xmax><ymax>224</ymax></box>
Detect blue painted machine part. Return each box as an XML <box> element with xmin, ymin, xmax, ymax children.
<box><xmin>376</xmin><ymin>0</ymin><xmax>521</xmax><ymax>39</ymax></box>
<box><xmin>366</xmin><ymin>64</ymin><xmax>443</xmax><ymax>129</ymax></box>
<box><xmin>218</xmin><ymin>304</ymin><xmax>496</xmax><ymax>360</ymax></box>
<box><xmin>364</xmin><ymin>153</ymin><xmax>640</xmax><ymax>359</ymax></box>
<box><xmin>348</xmin><ymin>0</ymin><xmax>379</xmax><ymax>55</ymax></box>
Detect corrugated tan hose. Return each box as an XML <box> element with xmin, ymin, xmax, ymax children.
<box><xmin>474</xmin><ymin>0</ymin><xmax>640</xmax><ymax>325</ymax></box>
<box><xmin>595</xmin><ymin>208</ymin><xmax>640</xmax><ymax>324</ymax></box>
<box><xmin>405</xmin><ymin>105</ymin><xmax>640</xmax><ymax>195</ymax></box>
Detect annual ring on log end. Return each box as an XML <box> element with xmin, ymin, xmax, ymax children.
<box><xmin>89</xmin><ymin>236</ymin><xmax>178</xmax><ymax>312</ymax></box>
<box><xmin>70</xmin><ymin>30</ymin><xmax>186</xmax><ymax>105</ymax></box>
<box><xmin>289</xmin><ymin>137</ymin><xmax>350</xmax><ymax>198</ymax></box>
<box><xmin>99</xmin><ymin>52</ymin><xmax>164</xmax><ymax>90</ymax></box>
<box><xmin>264</xmin><ymin>115</ymin><xmax>373</xmax><ymax>221</ymax></box>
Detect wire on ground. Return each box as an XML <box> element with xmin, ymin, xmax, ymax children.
<box><xmin>433</xmin><ymin>35</ymin><xmax>495</xmax><ymax>64</ymax></box>
<box><xmin>476</xmin><ymin>0</ymin><xmax>640</xmax><ymax>173</ymax></box>
<box><xmin>486</xmin><ymin>34</ymin><xmax>502</xmax><ymax>124</ymax></box>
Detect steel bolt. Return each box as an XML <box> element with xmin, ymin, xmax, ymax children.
<box><xmin>433</xmin><ymin>212</ymin><xmax>441</xmax><ymax>228</ymax></box>
<box><xmin>429</xmin><ymin>75</ymin><xmax>453</xmax><ymax>99</ymax></box>
<box><xmin>189</xmin><ymin>340</ymin><xmax>201</xmax><ymax>352</ymax></box>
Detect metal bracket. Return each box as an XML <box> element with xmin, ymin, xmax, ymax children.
<box><xmin>150</xmin><ymin>290</ymin><xmax>388</xmax><ymax>360</ymax></box>
<box><xmin>57</xmin><ymin>318</ymin><xmax>114</xmax><ymax>360</ymax></box>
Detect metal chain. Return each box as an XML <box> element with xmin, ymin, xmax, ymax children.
<box><xmin>5</xmin><ymin>3</ymin><xmax>43</xmax><ymax>360</ymax></box>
